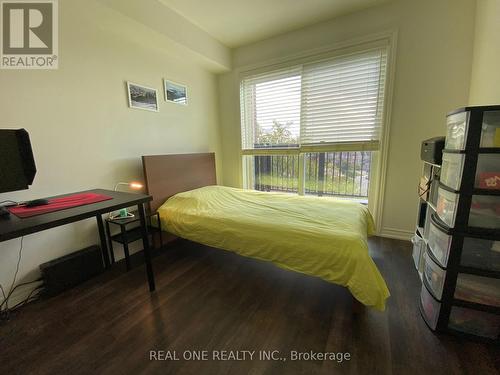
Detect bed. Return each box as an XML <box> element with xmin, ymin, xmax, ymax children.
<box><xmin>142</xmin><ymin>153</ymin><xmax>390</xmax><ymax>311</ymax></box>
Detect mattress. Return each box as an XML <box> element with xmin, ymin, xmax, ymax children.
<box><xmin>157</xmin><ymin>185</ymin><xmax>390</xmax><ymax>310</ymax></box>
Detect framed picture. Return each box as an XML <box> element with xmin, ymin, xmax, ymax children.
<box><xmin>126</xmin><ymin>81</ymin><xmax>159</xmax><ymax>112</ymax></box>
<box><xmin>164</xmin><ymin>79</ymin><xmax>188</xmax><ymax>105</ymax></box>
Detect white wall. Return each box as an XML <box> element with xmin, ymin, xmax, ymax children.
<box><xmin>0</xmin><ymin>0</ymin><xmax>224</xmax><ymax>306</ymax></box>
<box><xmin>218</xmin><ymin>0</ymin><xmax>477</xmax><ymax>239</ymax></box>
<box><xmin>469</xmin><ymin>0</ymin><xmax>500</xmax><ymax>104</ymax></box>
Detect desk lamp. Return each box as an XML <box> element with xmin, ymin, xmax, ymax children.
<box><xmin>108</xmin><ymin>181</ymin><xmax>143</xmax><ymax>219</ymax></box>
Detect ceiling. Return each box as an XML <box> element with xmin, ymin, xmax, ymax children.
<box><xmin>159</xmin><ymin>0</ymin><xmax>391</xmax><ymax>48</ymax></box>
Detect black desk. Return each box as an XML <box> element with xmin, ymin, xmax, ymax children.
<box><xmin>0</xmin><ymin>189</ymin><xmax>156</xmax><ymax>291</ymax></box>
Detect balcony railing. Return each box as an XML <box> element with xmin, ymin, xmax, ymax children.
<box><xmin>253</xmin><ymin>151</ymin><xmax>371</xmax><ymax>199</ymax></box>
<box><xmin>254</xmin><ymin>154</ymin><xmax>299</xmax><ymax>193</ymax></box>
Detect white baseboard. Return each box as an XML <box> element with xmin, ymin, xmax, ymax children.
<box><xmin>378</xmin><ymin>227</ymin><xmax>413</xmax><ymax>241</ymax></box>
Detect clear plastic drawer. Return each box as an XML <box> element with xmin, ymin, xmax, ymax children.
<box><xmin>445</xmin><ymin>112</ymin><xmax>469</xmax><ymax>150</ymax></box>
<box><xmin>461</xmin><ymin>238</ymin><xmax>500</xmax><ymax>272</ymax></box>
<box><xmin>454</xmin><ymin>273</ymin><xmax>500</xmax><ymax>307</ymax></box>
<box><xmin>418</xmin><ymin>246</ymin><xmax>426</xmax><ymax>275</ymax></box>
<box><xmin>440</xmin><ymin>153</ymin><xmax>465</xmax><ymax>191</ymax></box>
<box><xmin>446</xmin><ymin>110</ymin><xmax>500</xmax><ymax>151</ymax></box>
<box><xmin>437</xmin><ymin>188</ymin><xmax>500</xmax><ymax>229</ymax></box>
<box><xmin>441</xmin><ymin>153</ymin><xmax>500</xmax><ymax>191</ymax></box>
<box><xmin>423</xmin><ymin>252</ymin><xmax>446</xmax><ymax>300</ymax></box>
<box><xmin>427</xmin><ymin>221</ymin><xmax>452</xmax><ymax>267</ymax></box>
<box><xmin>428</xmin><ymin>225</ymin><xmax>500</xmax><ymax>271</ymax></box>
<box><xmin>480</xmin><ymin>111</ymin><xmax>500</xmax><ymax>148</ymax></box>
<box><xmin>423</xmin><ymin>163</ymin><xmax>433</xmax><ymax>180</ymax></box>
<box><xmin>448</xmin><ymin>306</ymin><xmax>500</xmax><ymax>339</ymax></box>
<box><xmin>423</xmin><ymin>205</ymin><xmax>435</xmax><ymax>241</ymax></box>
<box><xmin>436</xmin><ymin>188</ymin><xmax>459</xmax><ymax>227</ymax></box>
<box><xmin>411</xmin><ymin>234</ymin><xmax>424</xmax><ymax>272</ymax></box>
<box><xmin>469</xmin><ymin>195</ymin><xmax>500</xmax><ymax>229</ymax></box>
<box><xmin>420</xmin><ymin>283</ymin><xmax>441</xmax><ymax>330</ymax></box>
<box><xmin>475</xmin><ymin>154</ymin><xmax>500</xmax><ymax>190</ymax></box>
<box><xmin>429</xmin><ymin>179</ymin><xmax>440</xmax><ymax>208</ymax></box>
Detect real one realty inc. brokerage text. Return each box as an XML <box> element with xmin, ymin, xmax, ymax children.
<box><xmin>150</xmin><ymin>350</ymin><xmax>351</xmax><ymax>363</ymax></box>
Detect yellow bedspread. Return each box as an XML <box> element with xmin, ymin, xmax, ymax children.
<box><xmin>158</xmin><ymin>185</ymin><xmax>390</xmax><ymax>310</ymax></box>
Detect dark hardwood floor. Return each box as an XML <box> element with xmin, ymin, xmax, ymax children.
<box><xmin>0</xmin><ymin>237</ymin><xmax>498</xmax><ymax>375</ymax></box>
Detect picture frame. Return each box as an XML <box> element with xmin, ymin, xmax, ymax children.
<box><xmin>164</xmin><ymin>79</ymin><xmax>188</xmax><ymax>105</ymax></box>
<box><xmin>126</xmin><ymin>81</ymin><xmax>159</xmax><ymax>112</ymax></box>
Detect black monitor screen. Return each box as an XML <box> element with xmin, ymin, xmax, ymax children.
<box><xmin>0</xmin><ymin>129</ymin><xmax>37</xmax><ymax>194</ymax></box>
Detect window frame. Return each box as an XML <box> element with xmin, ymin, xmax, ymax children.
<box><xmin>237</xmin><ymin>32</ymin><xmax>398</xmax><ymax>231</ymax></box>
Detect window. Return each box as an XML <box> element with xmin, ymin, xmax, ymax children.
<box><xmin>241</xmin><ymin>67</ymin><xmax>301</xmax><ymax>149</ymax></box>
<box><xmin>240</xmin><ymin>46</ymin><xmax>388</xmax><ymax>203</ymax></box>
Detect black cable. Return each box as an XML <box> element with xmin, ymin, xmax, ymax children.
<box><xmin>0</xmin><ymin>278</ymin><xmax>42</xmax><ymax>310</ymax></box>
<box><xmin>9</xmin><ymin>286</ymin><xmax>43</xmax><ymax>310</ymax></box>
<box><xmin>418</xmin><ymin>178</ymin><xmax>432</xmax><ymax>198</ymax></box>
<box><xmin>419</xmin><ymin>187</ymin><xmax>430</xmax><ymax>198</ymax></box>
<box><xmin>0</xmin><ymin>285</ymin><xmax>6</xmax><ymax>303</ymax></box>
<box><xmin>0</xmin><ymin>287</ymin><xmax>43</xmax><ymax>320</ymax></box>
<box><xmin>9</xmin><ymin>278</ymin><xmax>42</xmax><ymax>292</ymax></box>
<box><xmin>7</xmin><ymin>237</ymin><xmax>24</xmax><ymax>297</ymax></box>
<box><xmin>10</xmin><ymin>297</ymin><xmax>38</xmax><ymax>311</ymax></box>
<box><xmin>0</xmin><ymin>238</ymin><xmax>46</xmax><ymax>317</ymax></box>
<box><xmin>0</xmin><ymin>237</ymin><xmax>24</xmax><ymax>310</ymax></box>
<box><xmin>0</xmin><ymin>225</ymin><xmax>50</xmax><ymax>320</ymax></box>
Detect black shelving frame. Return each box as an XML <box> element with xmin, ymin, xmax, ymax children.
<box><xmin>417</xmin><ymin>105</ymin><xmax>500</xmax><ymax>343</ymax></box>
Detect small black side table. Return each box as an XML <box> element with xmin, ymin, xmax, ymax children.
<box><xmin>105</xmin><ymin>210</ymin><xmax>163</xmax><ymax>271</ymax></box>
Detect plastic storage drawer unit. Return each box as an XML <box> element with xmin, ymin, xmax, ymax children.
<box><xmin>423</xmin><ymin>251</ymin><xmax>446</xmax><ymax>300</ymax></box>
<box><xmin>420</xmin><ymin>283</ymin><xmax>441</xmax><ymax>330</ymax></box>
<box><xmin>448</xmin><ymin>306</ymin><xmax>500</xmax><ymax>339</ymax></box>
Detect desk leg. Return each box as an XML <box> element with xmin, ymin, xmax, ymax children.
<box><xmin>121</xmin><ymin>225</ymin><xmax>131</xmax><ymax>271</ymax></box>
<box><xmin>105</xmin><ymin>220</ymin><xmax>115</xmax><ymax>264</ymax></box>
<box><xmin>96</xmin><ymin>214</ymin><xmax>111</xmax><ymax>269</ymax></box>
<box><xmin>138</xmin><ymin>203</ymin><xmax>155</xmax><ymax>291</ymax></box>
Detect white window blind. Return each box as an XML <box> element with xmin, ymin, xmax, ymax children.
<box><xmin>240</xmin><ymin>67</ymin><xmax>301</xmax><ymax>150</ymax></box>
<box><xmin>240</xmin><ymin>47</ymin><xmax>388</xmax><ymax>152</ymax></box>
<box><xmin>301</xmin><ymin>49</ymin><xmax>387</xmax><ymax>146</ymax></box>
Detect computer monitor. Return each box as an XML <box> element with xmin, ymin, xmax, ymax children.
<box><xmin>0</xmin><ymin>129</ymin><xmax>37</xmax><ymax>194</ymax></box>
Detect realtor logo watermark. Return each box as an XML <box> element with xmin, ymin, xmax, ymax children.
<box><xmin>0</xmin><ymin>0</ymin><xmax>58</xmax><ymax>69</ymax></box>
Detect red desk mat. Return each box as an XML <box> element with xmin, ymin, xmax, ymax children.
<box><xmin>9</xmin><ymin>193</ymin><xmax>113</xmax><ymax>218</ymax></box>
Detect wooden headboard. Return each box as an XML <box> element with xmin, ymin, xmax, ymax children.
<box><xmin>142</xmin><ymin>153</ymin><xmax>216</xmax><ymax>212</ymax></box>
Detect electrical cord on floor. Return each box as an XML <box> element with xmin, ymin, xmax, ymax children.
<box><xmin>0</xmin><ymin>284</ymin><xmax>44</xmax><ymax>321</ymax></box>
<box><xmin>9</xmin><ymin>285</ymin><xmax>43</xmax><ymax>310</ymax></box>
<box><xmin>0</xmin><ymin>284</ymin><xmax>6</xmax><ymax>304</ymax></box>
<box><xmin>0</xmin><ymin>278</ymin><xmax>43</xmax><ymax>310</ymax></box>
<box><xmin>0</xmin><ymin>237</ymin><xmax>45</xmax><ymax>320</ymax></box>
